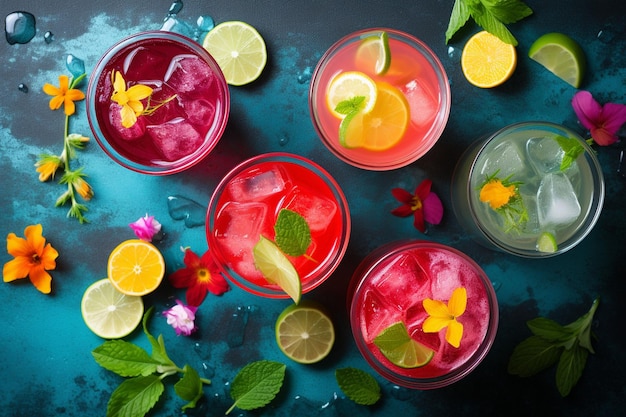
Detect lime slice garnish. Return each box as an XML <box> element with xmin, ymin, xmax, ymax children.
<box><xmin>528</xmin><ymin>32</ymin><xmax>586</xmax><ymax>88</ymax></box>
<box><xmin>537</xmin><ymin>231</ymin><xmax>558</xmax><ymax>253</ymax></box>
<box><xmin>81</xmin><ymin>278</ymin><xmax>144</xmax><ymax>339</ymax></box>
<box><xmin>202</xmin><ymin>20</ymin><xmax>267</xmax><ymax>86</ymax></box>
<box><xmin>253</xmin><ymin>236</ymin><xmax>302</xmax><ymax>303</ymax></box>
<box><xmin>326</xmin><ymin>71</ymin><xmax>378</xmax><ymax>118</ymax></box>
<box><xmin>275</xmin><ymin>300</ymin><xmax>335</xmax><ymax>364</ymax></box>
<box><xmin>373</xmin><ymin>321</ymin><xmax>435</xmax><ymax>368</ymax></box>
<box><xmin>356</xmin><ymin>31</ymin><xmax>391</xmax><ymax>75</ymax></box>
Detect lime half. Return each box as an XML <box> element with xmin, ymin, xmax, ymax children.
<box><xmin>528</xmin><ymin>32</ymin><xmax>586</xmax><ymax>88</ymax></box>
<box><xmin>537</xmin><ymin>231</ymin><xmax>558</xmax><ymax>253</ymax></box>
<box><xmin>374</xmin><ymin>321</ymin><xmax>435</xmax><ymax>368</ymax></box>
<box><xmin>356</xmin><ymin>31</ymin><xmax>391</xmax><ymax>75</ymax></box>
<box><xmin>253</xmin><ymin>236</ymin><xmax>302</xmax><ymax>303</ymax></box>
<box><xmin>275</xmin><ymin>301</ymin><xmax>335</xmax><ymax>364</ymax></box>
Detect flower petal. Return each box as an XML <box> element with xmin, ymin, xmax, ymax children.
<box><xmin>42</xmin><ymin>83</ymin><xmax>60</xmax><ymax>97</ymax></box>
<box><xmin>590</xmin><ymin>126</ymin><xmax>618</xmax><ymax>146</ymax></box>
<box><xmin>6</xmin><ymin>232</ymin><xmax>31</xmax><ymax>257</ymax></box>
<box><xmin>391</xmin><ymin>188</ymin><xmax>414</xmax><ymax>205</ymax></box>
<box><xmin>120</xmin><ymin>105</ymin><xmax>138</xmax><ymax>128</ymax></box>
<box><xmin>423</xmin><ymin>298</ymin><xmax>450</xmax><ymax>318</ymax></box>
<box><xmin>414</xmin><ymin>179</ymin><xmax>432</xmax><ymax>200</ymax></box>
<box><xmin>423</xmin><ymin>192</ymin><xmax>444</xmax><ymax>225</ymax></box>
<box><xmin>40</xmin><ymin>243</ymin><xmax>59</xmax><ymax>270</ymax></box>
<box><xmin>422</xmin><ymin>315</ymin><xmax>450</xmax><ymax>333</ymax></box>
<box><xmin>112</xmin><ymin>71</ymin><xmax>126</xmax><ymax>94</ymax></box>
<box><xmin>186</xmin><ymin>284</ymin><xmax>209</xmax><ymax>307</ymax></box>
<box><xmin>391</xmin><ymin>205</ymin><xmax>413</xmax><ymax>217</ymax></box>
<box><xmin>572</xmin><ymin>90</ymin><xmax>601</xmax><ymax>130</ymax></box>
<box><xmin>445</xmin><ymin>319</ymin><xmax>464</xmax><ymax>348</ymax></box>
<box><xmin>29</xmin><ymin>266</ymin><xmax>52</xmax><ymax>294</ymax></box>
<box><xmin>601</xmin><ymin>103</ymin><xmax>626</xmax><ymax>134</ymax></box>
<box><xmin>58</xmin><ymin>74</ymin><xmax>69</xmax><ymax>91</ymax></box>
<box><xmin>413</xmin><ymin>208</ymin><xmax>425</xmax><ymax>233</ymax></box>
<box><xmin>169</xmin><ymin>268</ymin><xmax>196</xmax><ymax>288</ymax></box>
<box><xmin>49</xmin><ymin>95</ymin><xmax>65</xmax><ymax>111</ymax></box>
<box><xmin>448</xmin><ymin>287</ymin><xmax>467</xmax><ymax>317</ymax></box>
<box><xmin>126</xmin><ymin>84</ymin><xmax>153</xmax><ymax>101</ymax></box>
<box><xmin>24</xmin><ymin>224</ymin><xmax>45</xmax><ymax>254</ymax></box>
<box><xmin>64</xmin><ymin>98</ymin><xmax>76</xmax><ymax>116</ymax></box>
<box><xmin>65</xmin><ymin>89</ymin><xmax>86</xmax><ymax>101</ymax></box>
<box><xmin>3</xmin><ymin>257</ymin><xmax>31</xmax><ymax>282</ymax></box>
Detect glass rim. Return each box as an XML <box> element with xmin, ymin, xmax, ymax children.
<box><xmin>86</xmin><ymin>30</ymin><xmax>230</xmax><ymax>175</ymax></box>
<box><xmin>309</xmin><ymin>27</ymin><xmax>451</xmax><ymax>171</ymax></box>
<box><xmin>206</xmin><ymin>152</ymin><xmax>351</xmax><ymax>298</ymax></box>
<box><xmin>348</xmin><ymin>239</ymin><xmax>499</xmax><ymax>389</ymax></box>
<box><xmin>465</xmin><ymin>121</ymin><xmax>605</xmax><ymax>258</ymax></box>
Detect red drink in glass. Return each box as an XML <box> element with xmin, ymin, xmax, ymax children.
<box><xmin>206</xmin><ymin>153</ymin><xmax>351</xmax><ymax>298</ymax></box>
<box><xmin>348</xmin><ymin>240</ymin><xmax>498</xmax><ymax>389</ymax></box>
<box><xmin>87</xmin><ymin>31</ymin><xmax>229</xmax><ymax>175</ymax></box>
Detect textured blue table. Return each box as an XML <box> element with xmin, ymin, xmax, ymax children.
<box><xmin>1</xmin><ymin>1</ymin><xmax>624</xmax><ymax>416</ymax></box>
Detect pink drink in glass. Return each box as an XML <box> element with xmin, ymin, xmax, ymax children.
<box><xmin>348</xmin><ymin>241</ymin><xmax>498</xmax><ymax>389</ymax></box>
<box><xmin>206</xmin><ymin>153</ymin><xmax>351</xmax><ymax>298</ymax></box>
<box><xmin>87</xmin><ymin>31</ymin><xmax>229</xmax><ymax>174</ymax></box>
<box><xmin>310</xmin><ymin>28</ymin><xmax>450</xmax><ymax>170</ymax></box>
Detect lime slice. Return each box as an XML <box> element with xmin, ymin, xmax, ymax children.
<box><xmin>528</xmin><ymin>32</ymin><xmax>586</xmax><ymax>88</ymax></box>
<box><xmin>81</xmin><ymin>278</ymin><xmax>144</xmax><ymax>339</ymax></box>
<box><xmin>202</xmin><ymin>20</ymin><xmax>267</xmax><ymax>86</ymax></box>
<box><xmin>356</xmin><ymin>31</ymin><xmax>391</xmax><ymax>75</ymax></box>
<box><xmin>275</xmin><ymin>300</ymin><xmax>335</xmax><ymax>364</ymax></box>
<box><xmin>253</xmin><ymin>236</ymin><xmax>301</xmax><ymax>303</ymax></box>
<box><xmin>537</xmin><ymin>231</ymin><xmax>558</xmax><ymax>253</ymax></box>
<box><xmin>326</xmin><ymin>71</ymin><xmax>377</xmax><ymax>118</ymax></box>
<box><xmin>373</xmin><ymin>321</ymin><xmax>435</xmax><ymax>368</ymax></box>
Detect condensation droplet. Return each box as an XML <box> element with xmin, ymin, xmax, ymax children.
<box><xmin>167</xmin><ymin>195</ymin><xmax>206</xmax><ymax>227</ymax></box>
<box><xmin>278</xmin><ymin>136</ymin><xmax>289</xmax><ymax>146</ymax></box>
<box><xmin>5</xmin><ymin>11</ymin><xmax>36</xmax><ymax>45</ymax></box>
<box><xmin>168</xmin><ymin>0</ymin><xmax>184</xmax><ymax>16</ymax></box>
<box><xmin>297</xmin><ymin>66</ymin><xmax>313</xmax><ymax>84</ymax></box>
<box><xmin>66</xmin><ymin>54</ymin><xmax>85</xmax><ymax>78</ymax></box>
<box><xmin>44</xmin><ymin>31</ymin><xmax>54</xmax><ymax>43</ymax></box>
<box><xmin>18</xmin><ymin>83</ymin><xmax>28</xmax><ymax>93</ymax></box>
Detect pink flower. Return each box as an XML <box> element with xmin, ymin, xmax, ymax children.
<box><xmin>163</xmin><ymin>300</ymin><xmax>197</xmax><ymax>336</ymax></box>
<box><xmin>572</xmin><ymin>90</ymin><xmax>626</xmax><ymax>146</ymax></box>
<box><xmin>129</xmin><ymin>214</ymin><xmax>162</xmax><ymax>241</ymax></box>
<box><xmin>391</xmin><ymin>179</ymin><xmax>444</xmax><ymax>233</ymax></box>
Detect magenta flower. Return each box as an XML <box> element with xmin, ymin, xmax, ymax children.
<box><xmin>129</xmin><ymin>214</ymin><xmax>162</xmax><ymax>241</ymax></box>
<box><xmin>391</xmin><ymin>179</ymin><xmax>444</xmax><ymax>233</ymax></box>
<box><xmin>163</xmin><ymin>300</ymin><xmax>197</xmax><ymax>336</ymax></box>
<box><xmin>572</xmin><ymin>90</ymin><xmax>626</xmax><ymax>146</ymax></box>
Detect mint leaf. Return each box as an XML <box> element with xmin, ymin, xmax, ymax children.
<box><xmin>274</xmin><ymin>209</ymin><xmax>311</xmax><ymax>257</ymax></box>
<box><xmin>445</xmin><ymin>0</ymin><xmax>471</xmax><ymax>43</ymax></box>
<box><xmin>92</xmin><ymin>340</ymin><xmax>160</xmax><ymax>377</ymax></box>
<box><xmin>555</xmin><ymin>135</ymin><xmax>585</xmax><ymax>172</ymax></box>
<box><xmin>106</xmin><ymin>375</ymin><xmax>164</xmax><ymax>417</ymax></box>
<box><xmin>564</xmin><ymin>298</ymin><xmax>599</xmax><ymax>354</ymax></box>
<box><xmin>527</xmin><ymin>317</ymin><xmax>575</xmax><ymax>343</ymax></box>
<box><xmin>335</xmin><ymin>96</ymin><xmax>365</xmax><ymax>115</ymax></box>
<box><xmin>335</xmin><ymin>368</ymin><xmax>381</xmax><ymax>405</ymax></box>
<box><xmin>470</xmin><ymin>4</ymin><xmax>518</xmax><ymax>45</ymax></box>
<box><xmin>226</xmin><ymin>360</ymin><xmax>286</xmax><ymax>415</ymax></box>
<box><xmin>507</xmin><ymin>335</ymin><xmax>563</xmax><ymax>377</ymax></box>
<box><xmin>483</xmin><ymin>0</ymin><xmax>533</xmax><ymax>24</ymax></box>
<box><xmin>174</xmin><ymin>365</ymin><xmax>204</xmax><ymax>410</ymax></box>
<box><xmin>556</xmin><ymin>342</ymin><xmax>588</xmax><ymax>397</ymax></box>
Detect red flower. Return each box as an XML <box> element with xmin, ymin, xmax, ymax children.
<box><xmin>391</xmin><ymin>179</ymin><xmax>444</xmax><ymax>233</ymax></box>
<box><xmin>169</xmin><ymin>248</ymin><xmax>229</xmax><ymax>307</ymax></box>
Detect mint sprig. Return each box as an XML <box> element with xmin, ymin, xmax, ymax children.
<box><xmin>274</xmin><ymin>208</ymin><xmax>311</xmax><ymax>256</ymax></box>
<box><xmin>554</xmin><ymin>135</ymin><xmax>585</xmax><ymax>172</ymax></box>
<box><xmin>226</xmin><ymin>360</ymin><xmax>286</xmax><ymax>414</ymax></box>
<box><xmin>445</xmin><ymin>0</ymin><xmax>533</xmax><ymax>45</ymax></box>
<box><xmin>335</xmin><ymin>367</ymin><xmax>381</xmax><ymax>406</ymax></box>
<box><xmin>92</xmin><ymin>307</ymin><xmax>210</xmax><ymax>417</ymax></box>
<box><xmin>508</xmin><ymin>298</ymin><xmax>600</xmax><ymax>397</ymax></box>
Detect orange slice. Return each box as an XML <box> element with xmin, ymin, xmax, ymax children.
<box><xmin>107</xmin><ymin>239</ymin><xmax>165</xmax><ymax>296</ymax></box>
<box><xmin>461</xmin><ymin>31</ymin><xmax>517</xmax><ymax>88</ymax></box>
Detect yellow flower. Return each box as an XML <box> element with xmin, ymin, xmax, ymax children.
<box><xmin>74</xmin><ymin>177</ymin><xmax>94</xmax><ymax>201</ymax></box>
<box><xmin>110</xmin><ymin>71</ymin><xmax>153</xmax><ymax>128</ymax></box>
<box><xmin>480</xmin><ymin>179</ymin><xmax>516</xmax><ymax>210</ymax></box>
<box><xmin>43</xmin><ymin>75</ymin><xmax>85</xmax><ymax>116</ymax></box>
<box><xmin>35</xmin><ymin>155</ymin><xmax>63</xmax><ymax>182</ymax></box>
<box><xmin>3</xmin><ymin>224</ymin><xmax>59</xmax><ymax>294</ymax></box>
<box><xmin>422</xmin><ymin>287</ymin><xmax>467</xmax><ymax>348</ymax></box>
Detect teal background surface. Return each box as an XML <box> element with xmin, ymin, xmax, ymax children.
<box><xmin>1</xmin><ymin>1</ymin><xmax>624</xmax><ymax>416</ymax></box>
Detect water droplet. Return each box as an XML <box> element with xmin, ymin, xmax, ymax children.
<box><xmin>447</xmin><ymin>46</ymin><xmax>460</xmax><ymax>59</ymax></box>
<box><xmin>491</xmin><ymin>280</ymin><xmax>502</xmax><ymax>292</ymax></box>
<box><xmin>389</xmin><ymin>384</ymin><xmax>412</xmax><ymax>401</ymax></box>
<box><xmin>66</xmin><ymin>54</ymin><xmax>85</xmax><ymax>78</ymax></box>
<box><xmin>278</xmin><ymin>135</ymin><xmax>289</xmax><ymax>146</ymax></box>
<box><xmin>196</xmin><ymin>15</ymin><xmax>214</xmax><ymax>32</ymax></box>
<box><xmin>160</xmin><ymin>16</ymin><xmax>196</xmax><ymax>39</ymax></box>
<box><xmin>618</xmin><ymin>150</ymin><xmax>626</xmax><ymax>178</ymax></box>
<box><xmin>18</xmin><ymin>83</ymin><xmax>28</xmax><ymax>93</ymax></box>
<box><xmin>168</xmin><ymin>0</ymin><xmax>184</xmax><ymax>16</ymax></box>
<box><xmin>44</xmin><ymin>31</ymin><xmax>54</xmax><ymax>43</ymax></box>
<box><xmin>5</xmin><ymin>11</ymin><xmax>36</xmax><ymax>45</ymax></box>
<box><xmin>167</xmin><ymin>195</ymin><xmax>206</xmax><ymax>227</ymax></box>
<box><xmin>226</xmin><ymin>305</ymin><xmax>257</xmax><ymax>347</ymax></box>
<box><xmin>297</xmin><ymin>66</ymin><xmax>312</xmax><ymax>84</ymax></box>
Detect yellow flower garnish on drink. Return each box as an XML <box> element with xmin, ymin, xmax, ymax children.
<box><xmin>480</xmin><ymin>179</ymin><xmax>516</xmax><ymax>209</ymax></box>
<box><xmin>422</xmin><ymin>287</ymin><xmax>467</xmax><ymax>348</ymax></box>
<box><xmin>110</xmin><ymin>71</ymin><xmax>153</xmax><ymax>128</ymax></box>
<box><xmin>478</xmin><ymin>170</ymin><xmax>528</xmax><ymax>232</ymax></box>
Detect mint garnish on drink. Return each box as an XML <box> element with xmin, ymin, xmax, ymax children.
<box><xmin>554</xmin><ymin>135</ymin><xmax>585</xmax><ymax>172</ymax></box>
<box><xmin>274</xmin><ymin>208</ymin><xmax>311</xmax><ymax>256</ymax></box>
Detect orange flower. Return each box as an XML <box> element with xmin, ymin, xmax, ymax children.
<box><xmin>3</xmin><ymin>224</ymin><xmax>59</xmax><ymax>294</ymax></box>
<box><xmin>35</xmin><ymin>155</ymin><xmax>63</xmax><ymax>182</ymax></box>
<box><xmin>43</xmin><ymin>75</ymin><xmax>85</xmax><ymax>116</ymax></box>
<box><xmin>479</xmin><ymin>179</ymin><xmax>516</xmax><ymax>209</ymax></box>
<box><xmin>74</xmin><ymin>177</ymin><xmax>94</xmax><ymax>201</ymax></box>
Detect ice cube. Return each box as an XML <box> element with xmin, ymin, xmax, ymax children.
<box><xmin>403</xmin><ymin>79</ymin><xmax>438</xmax><ymax>127</ymax></box>
<box><xmin>146</xmin><ymin>118</ymin><xmax>204</xmax><ymax>161</ymax></box>
<box><xmin>122</xmin><ymin>46</ymin><xmax>168</xmax><ymax>81</ymax></box>
<box><xmin>526</xmin><ymin>136</ymin><xmax>565</xmax><ymax>174</ymax></box>
<box><xmin>480</xmin><ymin>141</ymin><xmax>526</xmax><ymax>179</ymax></box>
<box><xmin>215</xmin><ymin>202</ymin><xmax>267</xmax><ymax>261</ymax></box>
<box><xmin>283</xmin><ymin>186</ymin><xmax>338</xmax><ymax>232</ymax></box>
<box><xmin>228</xmin><ymin>167</ymin><xmax>287</xmax><ymax>202</ymax></box>
<box><xmin>373</xmin><ymin>253</ymin><xmax>430</xmax><ymax>312</ymax></box>
<box><xmin>142</xmin><ymin>82</ymin><xmax>184</xmax><ymax>125</ymax></box>
<box><xmin>360</xmin><ymin>288</ymin><xmax>401</xmax><ymax>342</ymax></box>
<box><xmin>536</xmin><ymin>172</ymin><xmax>582</xmax><ymax>228</ymax></box>
<box><xmin>183</xmin><ymin>98</ymin><xmax>216</xmax><ymax>127</ymax></box>
<box><xmin>108</xmin><ymin>103</ymin><xmax>146</xmax><ymax>140</ymax></box>
<box><xmin>164</xmin><ymin>54</ymin><xmax>215</xmax><ymax>97</ymax></box>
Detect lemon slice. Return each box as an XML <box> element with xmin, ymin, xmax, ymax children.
<box><xmin>355</xmin><ymin>31</ymin><xmax>391</xmax><ymax>75</ymax></box>
<box><xmin>81</xmin><ymin>278</ymin><xmax>144</xmax><ymax>339</ymax></box>
<box><xmin>528</xmin><ymin>32</ymin><xmax>586</xmax><ymax>88</ymax></box>
<box><xmin>202</xmin><ymin>20</ymin><xmax>267</xmax><ymax>86</ymax></box>
<box><xmin>339</xmin><ymin>82</ymin><xmax>409</xmax><ymax>151</ymax></box>
<box><xmin>253</xmin><ymin>236</ymin><xmax>301</xmax><ymax>303</ymax></box>
<box><xmin>461</xmin><ymin>31</ymin><xmax>517</xmax><ymax>88</ymax></box>
<box><xmin>107</xmin><ymin>239</ymin><xmax>165</xmax><ymax>296</ymax></box>
<box><xmin>537</xmin><ymin>231</ymin><xmax>558</xmax><ymax>253</ymax></box>
<box><xmin>275</xmin><ymin>301</ymin><xmax>335</xmax><ymax>364</ymax></box>
<box><xmin>326</xmin><ymin>71</ymin><xmax>377</xmax><ymax>118</ymax></box>
<box><xmin>374</xmin><ymin>322</ymin><xmax>435</xmax><ymax>368</ymax></box>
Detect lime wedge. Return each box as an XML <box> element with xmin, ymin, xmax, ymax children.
<box><xmin>373</xmin><ymin>321</ymin><xmax>435</xmax><ymax>368</ymax></box>
<box><xmin>253</xmin><ymin>236</ymin><xmax>301</xmax><ymax>303</ymax></box>
<box><xmin>356</xmin><ymin>31</ymin><xmax>391</xmax><ymax>75</ymax></box>
<box><xmin>537</xmin><ymin>231</ymin><xmax>558</xmax><ymax>253</ymax></box>
<box><xmin>528</xmin><ymin>32</ymin><xmax>586</xmax><ymax>88</ymax></box>
<box><xmin>275</xmin><ymin>300</ymin><xmax>335</xmax><ymax>364</ymax></box>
